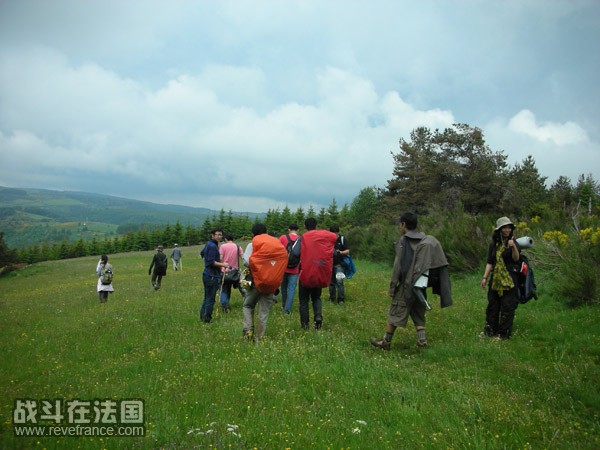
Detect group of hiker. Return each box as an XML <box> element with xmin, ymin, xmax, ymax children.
<box><xmin>96</xmin><ymin>213</ymin><xmax>527</xmax><ymax>349</ymax></box>
<box><xmin>199</xmin><ymin>218</ymin><xmax>351</xmax><ymax>340</ymax></box>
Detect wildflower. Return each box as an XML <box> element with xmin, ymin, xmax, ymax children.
<box><xmin>355</xmin><ymin>420</ymin><xmax>367</xmax><ymax>426</ymax></box>
<box><xmin>352</xmin><ymin>428</ymin><xmax>361</xmax><ymax>434</ymax></box>
<box><xmin>542</xmin><ymin>230</ymin><xmax>568</xmax><ymax>246</ymax></box>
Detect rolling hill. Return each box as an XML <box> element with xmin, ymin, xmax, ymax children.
<box><xmin>0</xmin><ymin>186</ymin><xmax>260</xmax><ymax>248</ymax></box>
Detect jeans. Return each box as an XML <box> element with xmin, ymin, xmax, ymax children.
<box><xmin>242</xmin><ymin>287</ymin><xmax>275</xmax><ymax>340</ymax></box>
<box><xmin>328</xmin><ymin>264</ymin><xmax>345</xmax><ymax>301</ymax></box>
<box><xmin>220</xmin><ymin>280</ymin><xmax>233</xmax><ymax>309</ymax></box>
<box><xmin>280</xmin><ymin>272</ymin><xmax>299</xmax><ymax>314</ymax></box>
<box><xmin>200</xmin><ymin>274</ymin><xmax>220</xmax><ymax>323</ymax></box>
<box><xmin>298</xmin><ymin>282</ymin><xmax>323</xmax><ymax>328</ymax></box>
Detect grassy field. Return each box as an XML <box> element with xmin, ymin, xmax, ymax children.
<box><xmin>0</xmin><ymin>247</ymin><xmax>599</xmax><ymax>449</ymax></box>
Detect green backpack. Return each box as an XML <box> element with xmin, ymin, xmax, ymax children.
<box><xmin>101</xmin><ymin>264</ymin><xmax>113</xmax><ymax>285</ymax></box>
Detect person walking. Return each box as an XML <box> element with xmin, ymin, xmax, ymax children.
<box><xmin>148</xmin><ymin>245</ymin><xmax>168</xmax><ymax>290</ymax></box>
<box><xmin>480</xmin><ymin>216</ymin><xmax>522</xmax><ymax>340</ymax></box>
<box><xmin>96</xmin><ymin>254</ymin><xmax>114</xmax><ymax>303</ymax></box>
<box><xmin>200</xmin><ymin>229</ymin><xmax>228</xmax><ymax>323</ymax></box>
<box><xmin>293</xmin><ymin>217</ymin><xmax>337</xmax><ymax>330</ymax></box>
<box><xmin>370</xmin><ymin>212</ymin><xmax>452</xmax><ymax>350</ymax></box>
<box><xmin>241</xmin><ymin>224</ymin><xmax>286</xmax><ymax>341</ymax></box>
<box><xmin>170</xmin><ymin>244</ymin><xmax>182</xmax><ymax>271</ymax></box>
<box><xmin>328</xmin><ymin>225</ymin><xmax>350</xmax><ymax>304</ymax></box>
<box><xmin>219</xmin><ymin>233</ymin><xmax>244</xmax><ymax>312</ymax></box>
<box><xmin>279</xmin><ymin>223</ymin><xmax>300</xmax><ymax>315</ymax></box>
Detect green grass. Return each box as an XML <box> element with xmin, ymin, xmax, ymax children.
<box><xmin>1</xmin><ymin>248</ymin><xmax>599</xmax><ymax>449</ymax></box>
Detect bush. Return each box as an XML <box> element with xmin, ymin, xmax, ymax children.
<box><xmin>346</xmin><ymin>209</ymin><xmax>490</xmax><ymax>274</ymax></box>
<box><xmin>344</xmin><ymin>223</ymin><xmax>397</xmax><ymax>265</ymax></box>
<box><xmin>420</xmin><ymin>209</ymin><xmax>488</xmax><ymax>273</ymax></box>
<box><xmin>536</xmin><ymin>230</ymin><xmax>600</xmax><ymax>308</ymax></box>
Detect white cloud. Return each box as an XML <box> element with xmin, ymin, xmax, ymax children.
<box><xmin>485</xmin><ymin>115</ymin><xmax>600</xmax><ymax>186</ymax></box>
<box><xmin>508</xmin><ymin>110</ymin><xmax>589</xmax><ymax>146</ymax></box>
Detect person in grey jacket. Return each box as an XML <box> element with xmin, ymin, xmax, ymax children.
<box><xmin>170</xmin><ymin>244</ymin><xmax>182</xmax><ymax>271</ymax></box>
<box><xmin>370</xmin><ymin>212</ymin><xmax>451</xmax><ymax>350</ymax></box>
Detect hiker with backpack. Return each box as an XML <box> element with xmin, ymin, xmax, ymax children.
<box><xmin>370</xmin><ymin>212</ymin><xmax>452</xmax><ymax>350</ymax></box>
<box><xmin>241</xmin><ymin>223</ymin><xmax>287</xmax><ymax>341</ymax></box>
<box><xmin>96</xmin><ymin>254</ymin><xmax>114</xmax><ymax>303</ymax></box>
<box><xmin>479</xmin><ymin>216</ymin><xmax>522</xmax><ymax>340</ymax></box>
<box><xmin>148</xmin><ymin>245</ymin><xmax>168</xmax><ymax>290</ymax></box>
<box><xmin>328</xmin><ymin>225</ymin><xmax>350</xmax><ymax>305</ymax></box>
<box><xmin>279</xmin><ymin>223</ymin><xmax>300</xmax><ymax>315</ymax></box>
<box><xmin>293</xmin><ymin>217</ymin><xmax>337</xmax><ymax>330</ymax></box>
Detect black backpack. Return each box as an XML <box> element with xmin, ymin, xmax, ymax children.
<box><xmin>516</xmin><ymin>254</ymin><xmax>538</xmax><ymax>304</ymax></box>
<box><xmin>285</xmin><ymin>234</ymin><xmax>300</xmax><ymax>269</ymax></box>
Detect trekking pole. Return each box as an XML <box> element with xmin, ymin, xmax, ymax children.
<box><xmin>215</xmin><ymin>272</ymin><xmax>225</xmax><ymax>319</ymax></box>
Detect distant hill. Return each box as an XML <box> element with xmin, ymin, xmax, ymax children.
<box><xmin>0</xmin><ymin>187</ymin><xmax>261</xmax><ymax>248</ymax></box>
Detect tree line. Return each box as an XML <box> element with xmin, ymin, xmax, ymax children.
<box><xmin>1</xmin><ymin>123</ymin><xmax>598</xmax><ymax>279</ymax></box>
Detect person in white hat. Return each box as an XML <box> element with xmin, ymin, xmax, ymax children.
<box><xmin>479</xmin><ymin>216</ymin><xmax>522</xmax><ymax>339</ymax></box>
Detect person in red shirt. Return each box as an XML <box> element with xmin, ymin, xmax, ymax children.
<box><xmin>279</xmin><ymin>224</ymin><xmax>300</xmax><ymax>315</ymax></box>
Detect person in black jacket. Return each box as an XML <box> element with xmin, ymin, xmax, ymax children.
<box><xmin>328</xmin><ymin>225</ymin><xmax>350</xmax><ymax>304</ymax></box>
<box><xmin>480</xmin><ymin>217</ymin><xmax>521</xmax><ymax>339</ymax></box>
<box><xmin>149</xmin><ymin>245</ymin><xmax>168</xmax><ymax>290</ymax></box>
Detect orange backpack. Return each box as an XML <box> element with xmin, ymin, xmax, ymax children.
<box><xmin>249</xmin><ymin>234</ymin><xmax>288</xmax><ymax>294</ymax></box>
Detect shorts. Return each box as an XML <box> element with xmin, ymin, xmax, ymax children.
<box><xmin>387</xmin><ymin>290</ymin><xmax>426</xmax><ymax>328</ymax></box>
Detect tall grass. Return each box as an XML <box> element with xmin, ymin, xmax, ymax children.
<box><xmin>1</xmin><ymin>248</ymin><xmax>599</xmax><ymax>449</ymax></box>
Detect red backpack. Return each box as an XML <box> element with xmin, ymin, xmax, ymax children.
<box><xmin>299</xmin><ymin>229</ymin><xmax>337</xmax><ymax>288</ymax></box>
<box><xmin>249</xmin><ymin>234</ymin><xmax>288</xmax><ymax>294</ymax></box>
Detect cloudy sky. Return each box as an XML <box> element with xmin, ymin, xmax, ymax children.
<box><xmin>1</xmin><ymin>0</ymin><xmax>598</xmax><ymax>213</ymax></box>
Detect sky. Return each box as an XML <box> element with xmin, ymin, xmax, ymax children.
<box><xmin>1</xmin><ymin>0</ymin><xmax>599</xmax><ymax>213</ymax></box>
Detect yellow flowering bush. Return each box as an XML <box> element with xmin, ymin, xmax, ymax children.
<box><xmin>516</xmin><ymin>221</ymin><xmax>531</xmax><ymax>235</ymax></box>
<box><xmin>542</xmin><ymin>230</ymin><xmax>569</xmax><ymax>246</ymax></box>
<box><xmin>580</xmin><ymin>227</ymin><xmax>600</xmax><ymax>246</ymax></box>
<box><xmin>531</xmin><ymin>216</ymin><xmax>541</xmax><ymax>224</ymax></box>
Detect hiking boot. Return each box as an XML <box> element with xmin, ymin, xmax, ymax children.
<box><xmin>301</xmin><ymin>323</ymin><xmax>309</xmax><ymax>330</ymax></box>
<box><xmin>370</xmin><ymin>337</ymin><xmax>391</xmax><ymax>350</ymax></box>
<box><xmin>243</xmin><ymin>330</ymin><xmax>253</xmax><ymax>340</ymax></box>
<box><xmin>417</xmin><ymin>340</ymin><xmax>428</xmax><ymax>349</ymax></box>
<box><xmin>314</xmin><ymin>319</ymin><xmax>322</xmax><ymax>330</ymax></box>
